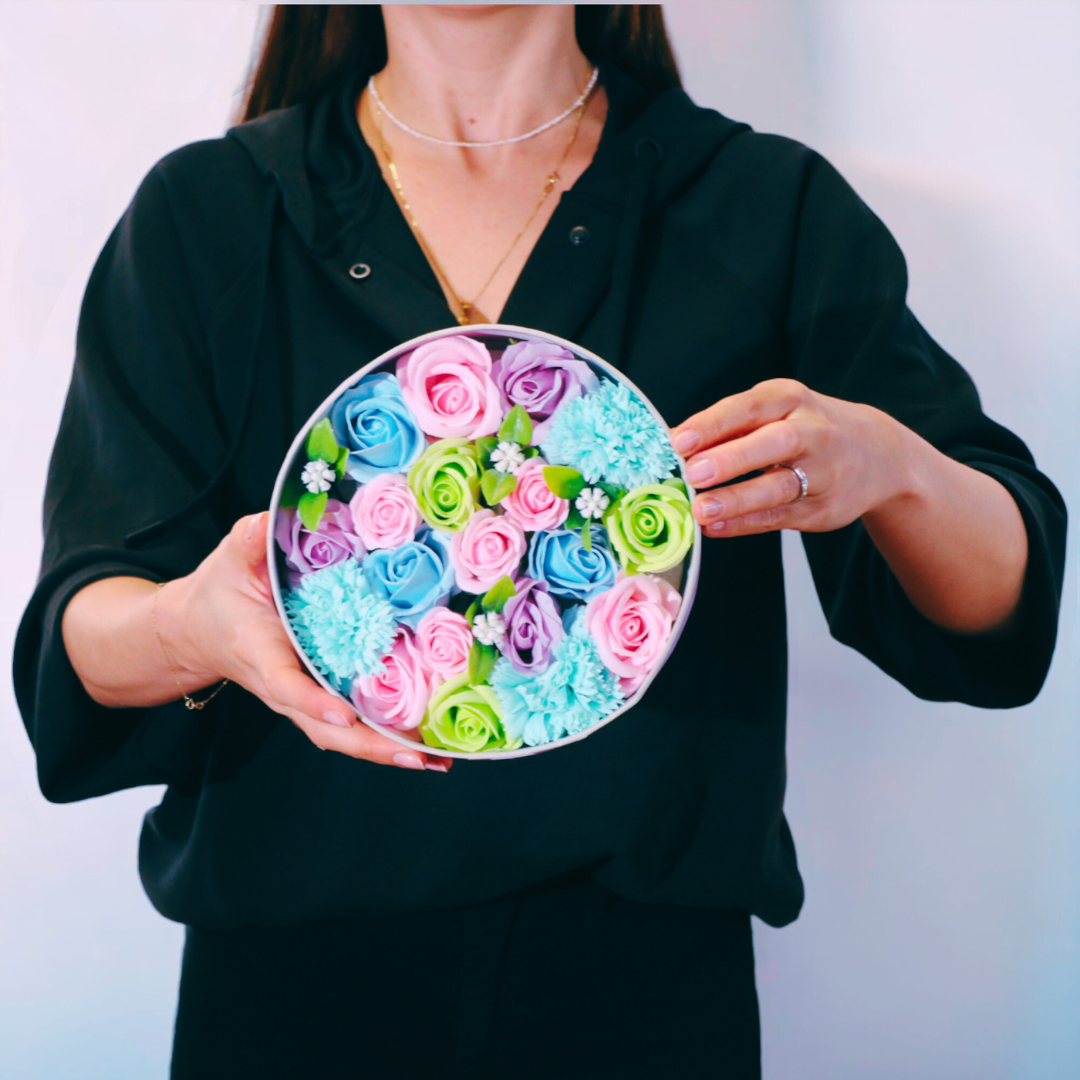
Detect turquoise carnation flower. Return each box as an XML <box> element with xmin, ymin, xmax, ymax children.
<box><xmin>539</xmin><ymin>379</ymin><xmax>678</xmax><ymax>490</ymax></box>
<box><xmin>490</xmin><ymin>620</ymin><xmax>624</xmax><ymax>747</ymax></box>
<box><xmin>284</xmin><ymin>558</ymin><xmax>396</xmax><ymax>682</ymax></box>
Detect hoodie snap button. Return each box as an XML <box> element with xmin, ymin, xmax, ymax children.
<box><xmin>568</xmin><ymin>226</ymin><xmax>590</xmax><ymax>246</ymax></box>
<box><xmin>349</xmin><ymin>263</ymin><xmax>371</xmax><ymax>280</ymax></box>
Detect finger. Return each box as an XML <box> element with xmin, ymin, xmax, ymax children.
<box><xmin>231</xmin><ymin>623</ymin><xmax>451</xmax><ymax>771</ymax></box>
<box><xmin>693</xmin><ymin>468</ymin><xmax>804</xmax><ymax>526</ymax></box>
<box><xmin>252</xmin><ymin>638</ymin><xmax>453</xmax><ymax>771</ymax></box>
<box><xmin>683</xmin><ymin>419</ymin><xmax>804</xmax><ymax>489</ymax></box>
<box><xmin>228</xmin><ymin>511</ymin><xmax>270</xmax><ymax>568</ymax></box>
<box><xmin>388</xmin><ymin>725</ymin><xmax>453</xmax><ymax>772</ymax></box>
<box><xmin>239</xmin><ymin>623</ymin><xmax>355</xmax><ymax>723</ymax></box>
<box><xmin>671</xmin><ymin>379</ymin><xmax>807</xmax><ymax>455</ymax></box>
<box><xmin>258</xmin><ymin>649</ymin><xmax>358</xmax><ymax>729</ymax></box>
<box><xmin>288</xmin><ymin>707</ymin><xmax>451</xmax><ymax>771</ymax></box>
<box><xmin>703</xmin><ymin>498</ymin><xmax>813</xmax><ymax>538</ymax></box>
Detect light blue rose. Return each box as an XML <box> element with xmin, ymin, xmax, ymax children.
<box><xmin>526</xmin><ymin>525</ymin><xmax>618</xmax><ymax>603</ymax></box>
<box><xmin>330</xmin><ymin>372</ymin><xmax>425</xmax><ymax>482</ymax></box>
<box><xmin>361</xmin><ymin>527</ymin><xmax>454</xmax><ymax>629</ymax></box>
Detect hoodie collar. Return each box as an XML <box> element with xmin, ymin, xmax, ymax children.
<box><xmin>228</xmin><ymin>63</ymin><xmax>749</xmax><ymax>348</ymax></box>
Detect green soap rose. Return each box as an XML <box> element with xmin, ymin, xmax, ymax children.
<box><xmin>603</xmin><ymin>483</ymin><xmax>695</xmax><ymax>574</ymax></box>
<box><xmin>408</xmin><ymin>438</ymin><xmax>480</xmax><ymax>532</ymax></box>
<box><xmin>420</xmin><ymin>674</ymin><xmax>509</xmax><ymax>753</ymax></box>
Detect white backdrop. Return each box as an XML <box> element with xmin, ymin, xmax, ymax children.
<box><xmin>1</xmin><ymin>3</ymin><xmax>1077</xmax><ymax>1077</ymax></box>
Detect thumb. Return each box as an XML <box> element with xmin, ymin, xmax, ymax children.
<box><xmin>230</xmin><ymin>511</ymin><xmax>270</xmax><ymax>566</ymax></box>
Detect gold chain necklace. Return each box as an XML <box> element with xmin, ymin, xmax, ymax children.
<box><xmin>371</xmin><ymin>79</ymin><xmax>592</xmax><ymax>326</ymax></box>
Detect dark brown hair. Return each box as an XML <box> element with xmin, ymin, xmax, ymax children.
<box><xmin>241</xmin><ymin>5</ymin><xmax>681</xmax><ymax>122</ymax></box>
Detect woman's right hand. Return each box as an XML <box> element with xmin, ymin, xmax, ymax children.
<box><xmin>65</xmin><ymin>512</ymin><xmax>451</xmax><ymax>772</ymax></box>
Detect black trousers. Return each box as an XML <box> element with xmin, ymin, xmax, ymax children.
<box><xmin>171</xmin><ymin>875</ymin><xmax>760</xmax><ymax>1079</ymax></box>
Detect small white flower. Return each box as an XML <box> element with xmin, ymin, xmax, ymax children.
<box><xmin>300</xmin><ymin>458</ymin><xmax>335</xmax><ymax>494</ymax></box>
<box><xmin>490</xmin><ymin>440</ymin><xmax>526</xmax><ymax>475</ymax></box>
<box><xmin>472</xmin><ymin>611</ymin><xmax>506</xmax><ymax>646</ymax></box>
<box><xmin>575</xmin><ymin>487</ymin><xmax>610</xmax><ymax>520</ymax></box>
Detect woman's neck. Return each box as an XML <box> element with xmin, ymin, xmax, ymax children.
<box><xmin>377</xmin><ymin>5</ymin><xmax>593</xmax><ymax>147</ymax></box>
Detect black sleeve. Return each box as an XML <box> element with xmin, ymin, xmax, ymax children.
<box><xmin>14</xmin><ymin>162</ymin><xmax>239</xmax><ymax>803</ymax></box>
<box><xmin>786</xmin><ymin>153</ymin><xmax>1067</xmax><ymax>707</ymax></box>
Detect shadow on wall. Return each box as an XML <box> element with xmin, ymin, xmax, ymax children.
<box><xmin>664</xmin><ymin>2</ymin><xmax>1079</xmax><ymax>1078</ymax></box>
<box><xmin>760</xmin><ymin>160</ymin><xmax>1078</xmax><ymax>1080</ymax></box>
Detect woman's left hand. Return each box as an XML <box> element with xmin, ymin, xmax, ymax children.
<box><xmin>671</xmin><ymin>378</ymin><xmax>913</xmax><ymax>538</ymax></box>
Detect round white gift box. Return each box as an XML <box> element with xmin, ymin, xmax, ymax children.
<box><xmin>267</xmin><ymin>324</ymin><xmax>701</xmax><ymax>760</ymax></box>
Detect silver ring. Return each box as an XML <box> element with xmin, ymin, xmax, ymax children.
<box><xmin>772</xmin><ymin>462</ymin><xmax>809</xmax><ymax>502</ymax></box>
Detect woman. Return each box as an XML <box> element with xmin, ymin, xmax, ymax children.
<box><xmin>14</xmin><ymin>5</ymin><xmax>1066</xmax><ymax>1077</ymax></box>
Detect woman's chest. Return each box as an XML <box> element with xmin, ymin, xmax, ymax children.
<box><xmin>267</xmin><ymin>217</ymin><xmax>784</xmax><ymax>448</ymax></box>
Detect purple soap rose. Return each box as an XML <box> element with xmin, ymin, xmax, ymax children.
<box><xmin>492</xmin><ymin>341</ymin><xmax>600</xmax><ymax>440</ymax></box>
<box><xmin>497</xmin><ymin>577</ymin><xmax>565</xmax><ymax>675</ymax></box>
<box><xmin>275</xmin><ymin>500</ymin><xmax>365</xmax><ymax>585</ymax></box>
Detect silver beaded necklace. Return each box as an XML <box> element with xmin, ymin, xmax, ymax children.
<box><xmin>367</xmin><ymin>68</ymin><xmax>599</xmax><ymax>149</ymax></box>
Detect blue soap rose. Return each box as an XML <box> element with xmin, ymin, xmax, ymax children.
<box><xmin>330</xmin><ymin>372</ymin><xmax>425</xmax><ymax>482</ymax></box>
<box><xmin>361</xmin><ymin>527</ymin><xmax>455</xmax><ymax>629</ymax></box>
<box><xmin>526</xmin><ymin>525</ymin><xmax>618</xmax><ymax>603</ymax></box>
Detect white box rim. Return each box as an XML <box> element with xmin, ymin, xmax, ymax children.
<box><xmin>267</xmin><ymin>323</ymin><xmax>702</xmax><ymax>760</ymax></box>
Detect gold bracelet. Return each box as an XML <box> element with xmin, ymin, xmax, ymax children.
<box><xmin>151</xmin><ymin>582</ymin><xmax>228</xmax><ymax>711</ymax></box>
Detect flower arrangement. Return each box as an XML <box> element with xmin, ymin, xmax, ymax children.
<box><xmin>269</xmin><ymin>327</ymin><xmax>700</xmax><ymax>758</ymax></box>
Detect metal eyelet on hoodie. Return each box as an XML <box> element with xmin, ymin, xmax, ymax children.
<box><xmin>349</xmin><ymin>263</ymin><xmax>371</xmax><ymax>280</ymax></box>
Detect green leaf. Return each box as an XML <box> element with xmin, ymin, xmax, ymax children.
<box><xmin>279</xmin><ymin>474</ymin><xmax>306</xmax><ymax>510</ymax></box>
<box><xmin>481</xmin><ymin>576</ymin><xmax>516</xmax><ymax>614</ymax></box>
<box><xmin>306</xmin><ymin>418</ymin><xmax>339</xmax><ymax>464</ymax></box>
<box><xmin>581</xmin><ymin>523</ymin><xmax>593</xmax><ymax>552</ymax></box>
<box><xmin>663</xmin><ymin>477</ymin><xmax>689</xmax><ymax>495</ymax></box>
<box><xmin>597</xmin><ymin>481</ymin><xmax>627</xmax><ymax>503</ymax></box>
<box><xmin>464</xmin><ymin>599</ymin><xmax>480</xmax><ymax>626</ymax></box>
<box><xmin>297</xmin><ymin>490</ymin><xmax>328</xmax><ymax>532</ymax></box>
<box><xmin>481</xmin><ymin>468</ymin><xmax>517</xmax><ymax>506</ymax></box>
<box><xmin>523</xmin><ymin>446</ymin><xmax>541</xmax><ymax>459</ymax></box>
<box><xmin>565</xmin><ymin>505</ymin><xmax>587</xmax><ymax>531</ymax></box>
<box><xmin>498</xmin><ymin>404</ymin><xmax>533</xmax><ymax>447</ymax></box>
<box><xmin>475</xmin><ymin>436</ymin><xmax>498</xmax><ymax>470</ymax></box>
<box><xmin>543</xmin><ymin>465</ymin><xmax>586</xmax><ymax>501</ymax></box>
<box><xmin>335</xmin><ymin>445</ymin><xmax>350</xmax><ymax>479</ymax></box>
<box><xmin>469</xmin><ymin>641</ymin><xmax>497</xmax><ymax>685</ymax></box>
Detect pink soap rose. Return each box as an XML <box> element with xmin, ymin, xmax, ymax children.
<box><xmin>450</xmin><ymin>509</ymin><xmax>527</xmax><ymax>593</ymax></box>
<box><xmin>416</xmin><ymin>607</ymin><xmax>472</xmax><ymax>679</ymax></box>
<box><xmin>349</xmin><ymin>473</ymin><xmax>421</xmax><ymax>550</ymax></box>
<box><xmin>586</xmin><ymin>573</ymin><xmax>682</xmax><ymax>693</ymax></box>
<box><xmin>500</xmin><ymin>457</ymin><xmax>569</xmax><ymax>533</ymax></box>
<box><xmin>396</xmin><ymin>335</ymin><xmax>504</xmax><ymax>439</ymax></box>
<box><xmin>350</xmin><ymin>628</ymin><xmax>434</xmax><ymax>731</ymax></box>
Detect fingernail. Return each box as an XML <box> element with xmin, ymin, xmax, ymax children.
<box><xmin>393</xmin><ymin>752</ymin><xmax>425</xmax><ymax>770</ymax></box>
<box><xmin>673</xmin><ymin>429</ymin><xmax>701</xmax><ymax>454</ymax></box>
<box><xmin>244</xmin><ymin>513</ymin><xmax>262</xmax><ymax>542</ymax></box>
<box><xmin>425</xmin><ymin>761</ymin><xmax>450</xmax><ymax>773</ymax></box>
<box><xmin>697</xmin><ymin>495</ymin><xmax>723</xmax><ymax>520</ymax></box>
<box><xmin>322</xmin><ymin>710</ymin><xmax>351</xmax><ymax>728</ymax></box>
<box><xmin>686</xmin><ymin>459</ymin><xmax>718</xmax><ymax>486</ymax></box>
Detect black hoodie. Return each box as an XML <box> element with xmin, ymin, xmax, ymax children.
<box><xmin>14</xmin><ymin>67</ymin><xmax>1066</xmax><ymax>930</ymax></box>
